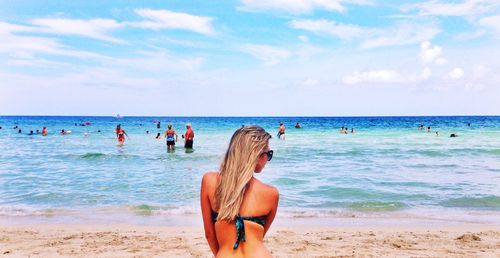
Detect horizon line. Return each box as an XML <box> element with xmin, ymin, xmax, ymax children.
<box><xmin>1</xmin><ymin>114</ymin><xmax>499</xmax><ymax>118</ymax></box>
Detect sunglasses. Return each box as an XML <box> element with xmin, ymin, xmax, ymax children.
<box><xmin>263</xmin><ymin>150</ymin><xmax>274</xmax><ymax>161</ymax></box>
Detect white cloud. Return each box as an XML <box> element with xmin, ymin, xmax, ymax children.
<box><xmin>290</xmin><ymin>19</ymin><xmax>364</xmax><ymax>40</ymax></box>
<box><xmin>435</xmin><ymin>58</ymin><xmax>448</xmax><ymax>65</ymax></box>
<box><xmin>30</xmin><ymin>18</ymin><xmax>124</xmax><ymax>43</ymax></box>
<box><xmin>420</xmin><ymin>41</ymin><xmax>443</xmax><ymax>64</ymax></box>
<box><xmin>239</xmin><ymin>0</ymin><xmax>345</xmax><ymax>14</ymax></box>
<box><xmin>454</xmin><ymin>30</ymin><xmax>487</xmax><ymax>41</ymax></box>
<box><xmin>129</xmin><ymin>9</ymin><xmax>215</xmax><ymax>35</ymax></box>
<box><xmin>0</xmin><ymin>33</ymin><xmax>107</xmax><ymax>60</ymax></box>
<box><xmin>343</xmin><ymin>70</ymin><xmax>404</xmax><ymax>84</ymax></box>
<box><xmin>479</xmin><ymin>15</ymin><xmax>500</xmax><ymax>37</ymax></box>
<box><xmin>448</xmin><ymin>68</ymin><xmax>464</xmax><ymax>79</ymax></box>
<box><xmin>360</xmin><ymin>23</ymin><xmax>440</xmax><ymax>49</ymax></box>
<box><xmin>298</xmin><ymin>35</ymin><xmax>309</xmax><ymax>42</ymax></box>
<box><xmin>421</xmin><ymin>67</ymin><xmax>432</xmax><ymax>80</ymax></box>
<box><xmin>289</xmin><ymin>19</ymin><xmax>440</xmax><ymax>48</ymax></box>
<box><xmin>401</xmin><ymin>0</ymin><xmax>500</xmax><ymax>17</ymax></box>
<box><xmin>0</xmin><ymin>22</ymin><xmax>34</xmax><ymax>34</ymax></box>
<box><xmin>240</xmin><ymin>44</ymin><xmax>291</xmax><ymax>66</ymax></box>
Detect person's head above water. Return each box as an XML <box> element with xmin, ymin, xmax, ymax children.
<box><xmin>168</xmin><ymin>124</ymin><xmax>172</xmax><ymax>129</ymax></box>
<box><xmin>215</xmin><ymin>125</ymin><xmax>272</xmax><ymax>221</ymax></box>
<box><xmin>186</xmin><ymin>123</ymin><xmax>191</xmax><ymax>129</ymax></box>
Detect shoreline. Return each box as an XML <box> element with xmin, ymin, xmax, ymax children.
<box><xmin>2</xmin><ymin>207</ymin><xmax>499</xmax><ymax>227</ymax></box>
<box><xmin>1</xmin><ymin>222</ymin><xmax>499</xmax><ymax>257</ymax></box>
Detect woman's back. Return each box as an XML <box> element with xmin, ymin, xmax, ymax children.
<box><xmin>201</xmin><ymin>173</ymin><xmax>278</xmax><ymax>258</ymax></box>
<box><xmin>200</xmin><ymin>126</ymin><xmax>278</xmax><ymax>257</ymax></box>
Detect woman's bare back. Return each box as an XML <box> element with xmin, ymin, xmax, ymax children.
<box><xmin>201</xmin><ymin>172</ymin><xmax>279</xmax><ymax>257</ymax></box>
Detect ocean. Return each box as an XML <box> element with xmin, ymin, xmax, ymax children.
<box><xmin>0</xmin><ymin>116</ymin><xmax>499</xmax><ymax>224</ymax></box>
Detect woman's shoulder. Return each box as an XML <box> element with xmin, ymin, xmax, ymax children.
<box><xmin>252</xmin><ymin>178</ymin><xmax>279</xmax><ymax>198</ymax></box>
<box><xmin>201</xmin><ymin>172</ymin><xmax>219</xmax><ymax>187</ymax></box>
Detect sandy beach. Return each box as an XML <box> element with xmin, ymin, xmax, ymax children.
<box><xmin>1</xmin><ymin>222</ymin><xmax>499</xmax><ymax>258</ymax></box>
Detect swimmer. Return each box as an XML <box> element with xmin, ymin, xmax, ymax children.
<box><xmin>427</xmin><ymin>126</ymin><xmax>431</xmax><ymax>132</ymax></box>
<box><xmin>351</xmin><ymin>128</ymin><xmax>355</xmax><ymax>133</ymax></box>
<box><xmin>277</xmin><ymin>122</ymin><xmax>285</xmax><ymax>140</ymax></box>
<box><xmin>28</xmin><ymin>130</ymin><xmax>34</xmax><ymax>135</ymax></box>
<box><xmin>155</xmin><ymin>133</ymin><xmax>161</xmax><ymax>139</ymax></box>
<box><xmin>436</xmin><ymin>131</ymin><xmax>439</xmax><ymax>136</ymax></box>
<box><xmin>146</xmin><ymin>130</ymin><xmax>149</xmax><ymax>134</ymax></box>
<box><xmin>295</xmin><ymin>122</ymin><xmax>301</xmax><ymax>129</ymax></box>
<box><xmin>157</xmin><ymin>121</ymin><xmax>161</xmax><ymax>129</ymax></box>
<box><xmin>450</xmin><ymin>133</ymin><xmax>458</xmax><ymax>137</ymax></box>
<box><xmin>165</xmin><ymin>124</ymin><xmax>178</xmax><ymax>151</ymax></box>
<box><xmin>18</xmin><ymin>129</ymin><xmax>22</xmax><ymax>133</ymax></box>
<box><xmin>184</xmin><ymin>123</ymin><xmax>195</xmax><ymax>149</ymax></box>
<box><xmin>84</xmin><ymin>132</ymin><xmax>88</xmax><ymax>137</ymax></box>
<box><xmin>61</xmin><ymin>129</ymin><xmax>66</xmax><ymax>135</ymax></box>
<box><xmin>115</xmin><ymin>125</ymin><xmax>129</xmax><ymax>145</ymax></box>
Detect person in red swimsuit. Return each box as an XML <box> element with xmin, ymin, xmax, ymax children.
<box><xmin>115</xmin><ymin>124</ymin><xmax>129</xmax><ymax>145</ymax></box>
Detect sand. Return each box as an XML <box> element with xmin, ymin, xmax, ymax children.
<box><xmin>1</xmin><ymin>223</ymin><xmax>499</xmax><ymax>257</ymax></box>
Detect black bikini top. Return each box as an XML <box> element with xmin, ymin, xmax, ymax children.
<box><xmin>211</xmin><ymin>211</ymin><xmax>266</xmax><ymax>249</ymax></box>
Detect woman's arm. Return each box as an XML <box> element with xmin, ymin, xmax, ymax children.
<box><xmin>200</xmin><ymin>173</ymin><xmax>219</xmax><ymax>255</ymax></box>
<box><xmin>263</xmin><ymin>186</ymin><xmax>279</xmax><ymax>237</ymax></box>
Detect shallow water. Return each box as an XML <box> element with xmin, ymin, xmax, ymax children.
<box><xmin>0</xmin><ymin>116</ymin><xmax>499</xmax><ymax>221</ymax></box>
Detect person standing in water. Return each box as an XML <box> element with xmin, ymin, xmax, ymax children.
<box><xmin>115</xmin><ymin>124</ymin><xmax>129</xmax><ymax>145</ymax></box>
<box><xmin>164</xmin><ymin>124</ymin><xmax>178</xmax><ymax>151</ymax></box>
<box><xmin>278</xmin><ymin>122</ymin><xmax>285</xmax><ymax>140</ymax></box>
<box><xmin>184</xmin><ymin>123</ymin><xmax>195</xmax><ymax>149</ymax></box>
<box><xmin>42</xmin><ymin>127</ymin><xmax>47</xmax><ymax>136</ymax></box>
<box><xmin>200</xmin><ymin>126</ymin><xmax>278</xmax><ymax>257</ymax></box>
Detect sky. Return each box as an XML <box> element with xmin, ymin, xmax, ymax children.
<box><xmin>0</xmin><ymin>0</ymin><xmax>499</xmax><ymax>116</ymax></box>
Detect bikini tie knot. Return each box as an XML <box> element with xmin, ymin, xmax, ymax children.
<box><xmin>233</xmin><ymin>215</ymin><xmax>246</xmax><ymax>249</ymax></box>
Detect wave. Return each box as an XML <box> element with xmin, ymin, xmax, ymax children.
<box><xmin>348</xmin><ymin>201</ymin><xmax>406</xmax><ymax>211</ymax></box>
<box><xmin>440</xmin><ymin>196</ymin><xmax>500</xmax><ymax>209</ymax></box>
<box><xmin>272</xmin><ymin>177</ymin><xmax>309</xmax><ymax>186</ymax></box>
<box><xmin>80</xmin><ymin>152</ymin><xmax>107</xmax><ymax>159</ymax></box>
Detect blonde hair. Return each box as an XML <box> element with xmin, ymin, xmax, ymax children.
<box><xmin>215</xmin><ymin>125</ymin><xmax>271</xmax><ymax>221</ymax></box>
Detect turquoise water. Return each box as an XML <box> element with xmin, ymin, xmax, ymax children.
<box><xmin>0</xmin><ymin>116</ymin><xmax>499</xmax><ymax>220</ymax></box>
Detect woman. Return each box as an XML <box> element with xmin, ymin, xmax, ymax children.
<box><xmin>115</xmin><ymin>124</ymin><xmax>129</xmax><ymax>145</ymax></box>
<box><xmin>164</xmin><ymin>124</ymin><xmax>178</xmax><ymax>151</ymax></box>
<box><xmin>200</xmin><ymin>126</ymin><xmax>279</xmax><ymax>257</ymax></box>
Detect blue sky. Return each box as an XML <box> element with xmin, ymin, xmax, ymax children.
<box><xmin>1</xmin><ymin>0</ymin><xmax>499</xmax><ymax>116</ymax></box>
